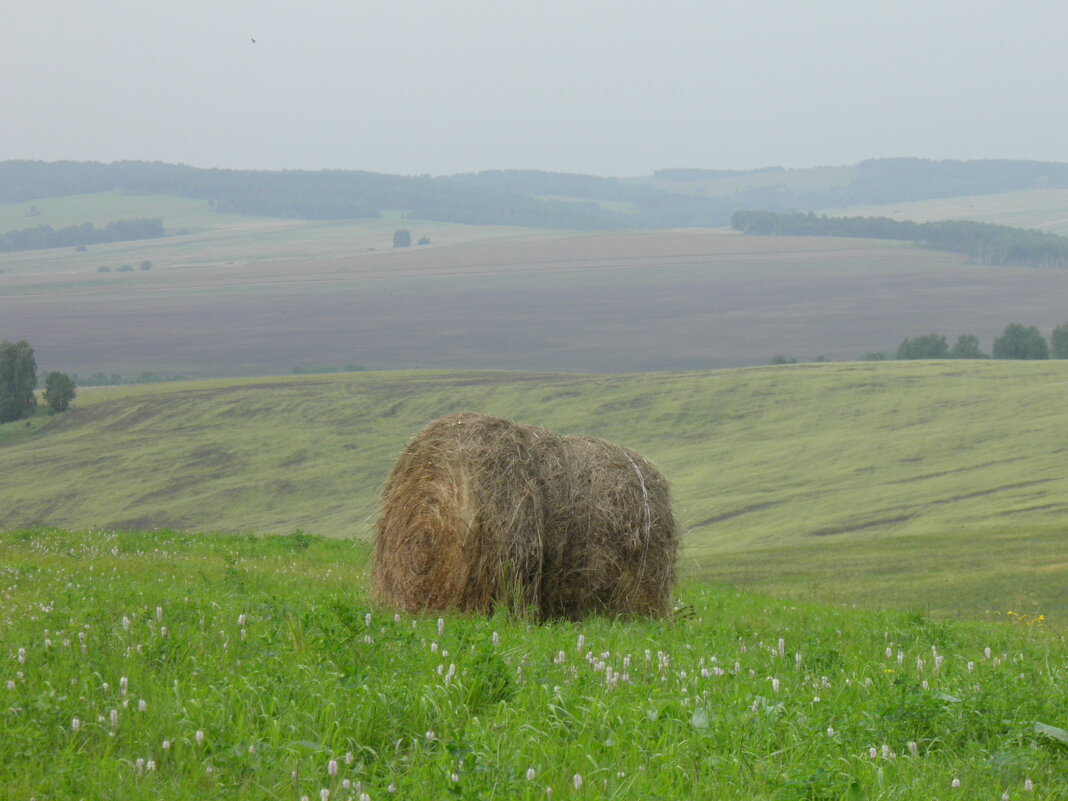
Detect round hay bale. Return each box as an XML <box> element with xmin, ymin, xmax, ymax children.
<box><xmin>372</xmin><ymin>412</ymin><xmax>677</xmax><ymax>619</ymax></box>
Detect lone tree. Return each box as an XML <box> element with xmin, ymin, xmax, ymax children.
<box><xmin>392</xmin><ymin>229</ymin><xmax>411</xmax><ymax>248</ymax></box>
<box><xmin>43</xmin><ymin>371</ymin><xmax>76</xmax><ymax>413</ymax></box>
<box><xmin>1051</xmin><ymin>322</ymin><xmax>1068</xmax><ymax>359</ymax></box>
<box><xmin>0</xmin><ymin>340</ymin><xmax>38</xmax><ymax>423</ymax></box>
<box><xmin>992</xmin><ymin>323</ymin><xmax>1049</xmax><ymax>360</ymax></box>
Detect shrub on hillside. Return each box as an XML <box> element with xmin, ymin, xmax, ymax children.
<box><xmin>949</xmin><ymin>334</ymin><xmax>987</xmax><ymax>359</ymax></box>
<box><xmin>43</xmin><ymin>371</ymin><xmax>76</xmax><ymax>413</ymax></box>
<box><xmin>1051</xmin><ymin>322</ymin><xmax>1068</xmax><ymax>359</ymax></box>
<box><xmin>896</xmin><ymin>334</ymin><xmax>949</xmax><ymax>360</ymax></box>
<box><xmin>993</xmin><ymin>323</ymin><xmax>1048</xmax><ymax>360</ymax></box>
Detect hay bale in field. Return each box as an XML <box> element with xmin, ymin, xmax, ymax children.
<box><xmin>371</xmin><ymin>412</ymin><xmax>677</xmax><ymax>619</ymax></box>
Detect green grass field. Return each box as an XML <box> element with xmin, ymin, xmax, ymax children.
<box><xmin>1</xmin><ymin>527</ymin><xmax>1064</xmax><ymax>799</ymax></box>
<box><xmin>1</xmin><ymin>361</ymin><xmax>1066</xmax><ymax>623</ymax></box>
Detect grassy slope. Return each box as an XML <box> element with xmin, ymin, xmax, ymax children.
<box><xmin>823</xmin><ymin>188</ymin><xmax>1068</xmax><ymax>236</ymax></box>
<box><xmin>0</xmin><ymin>191</ymin><xmax>268</xmax><ymax>234</ymax></box>
<box><xmin>0</xmin><ymin>192</ymin><xmax>566</xmax><ymax>277</ymax></box>
<box><xmin>1</xmin><ymin>528</ymin><xmax>1064</xmax><ymax>799</ymax></box>
<box><xmin>1</xmin><ymin>362</ymin><xmax>1066</xmax><ymax>621</ymax></box>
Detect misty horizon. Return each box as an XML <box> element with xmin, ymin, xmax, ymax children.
<box><xmin>5</xmin><ymin>1</ymin><xmax>1068</xmax><ymax>177</ymax></box>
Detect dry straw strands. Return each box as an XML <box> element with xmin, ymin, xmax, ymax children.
<box><xmin>372</xmin><ymin>413</ymin><xmax>677</xmax><ymax>619</ymax></box>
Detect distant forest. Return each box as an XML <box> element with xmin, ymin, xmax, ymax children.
<box><xmin>4</xmin><ymin>157</ymin><xmax>1068</xmax><ymax>231</ymax></box>
<box><xmin>0</xmin><ymin>161</ymin><xmax>731</xmax><ymax>230</ymax></box>
<box><xmin>0</xmin><ymin>219</ymin><xmax>164</xmax><ymax>253</ymax></box>
<box><xmin>731</xmin><ymin>210</ymin><xmax>1068</xmax><ymax>268</ymax></box>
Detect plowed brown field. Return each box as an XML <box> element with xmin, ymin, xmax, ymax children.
<box><xmin>3</xmin><ymin>229</ymin><xmax>1066</xmax><ymax>376</ymax></box>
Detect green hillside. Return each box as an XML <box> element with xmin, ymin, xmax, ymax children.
<box><xmin>1</xmin><ymin>362</ymin><xmax>1066</xmax><ymax>621</ymax></box>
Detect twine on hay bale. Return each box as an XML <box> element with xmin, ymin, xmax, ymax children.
<box><xmin>371</xmin><ymin>412</ymin><xmax>678</xmax><ymax>619</ymax></box>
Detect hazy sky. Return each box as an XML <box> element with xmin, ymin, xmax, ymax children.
<box><xmin>5</xmin><ymin>0</ymin><xmax>1068</xmax><ymax>177</ymax></box>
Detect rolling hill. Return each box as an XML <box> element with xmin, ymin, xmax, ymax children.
<box><xmin>2</xmin><ymin>361</ymin><xmax>1065</xmax><ymax>622</ymax></box>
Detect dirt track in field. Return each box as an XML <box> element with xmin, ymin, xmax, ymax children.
<box><xmin>3</xmin><ymin>230</ymin><xmax>1067</xmax><ymax>376</ymax></box>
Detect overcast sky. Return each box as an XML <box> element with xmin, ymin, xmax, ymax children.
<box><xmin>4</xmin><ymin>0</ymin><xmax>1068</xmax><ymax>177</ymax></box>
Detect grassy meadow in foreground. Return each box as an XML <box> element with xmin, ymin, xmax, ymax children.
<box><xmin>2</xmin><ymin>528</ymin><xmax>1065</xmax><ymax>800</ymax></box>
<box><xmin>1</xmin><ymin>361</ymin><xmax>1066</xmax><ymax>622</ymax></box>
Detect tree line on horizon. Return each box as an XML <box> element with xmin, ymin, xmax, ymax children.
<box><xmin>6</xmin><ymin>157</ymin><xmax>1068</xmax><ymax>232</ymax></box>
<box><xmin>0</xmin><ymin>161</ymin><xmax>732</xmax><ymax>230</ymax></box>
<box><xmin>731</xmin><ymin>210</ymin><xmax>1068</xmax><ymax>268</ymax></box>
<box><xmin>0</xmin><ymin>218</ymin><xmax>164</xmax><ymax>253</ymax></box>
<box><xmin>771</xmin><ymin>323</ymin><xmax>1068</xmax><ymax>365</ymax></box>
<box><xmin>894</xmin><ymin>323</ymin><xmax>1068</xmax><ymax>360</ymax></box>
